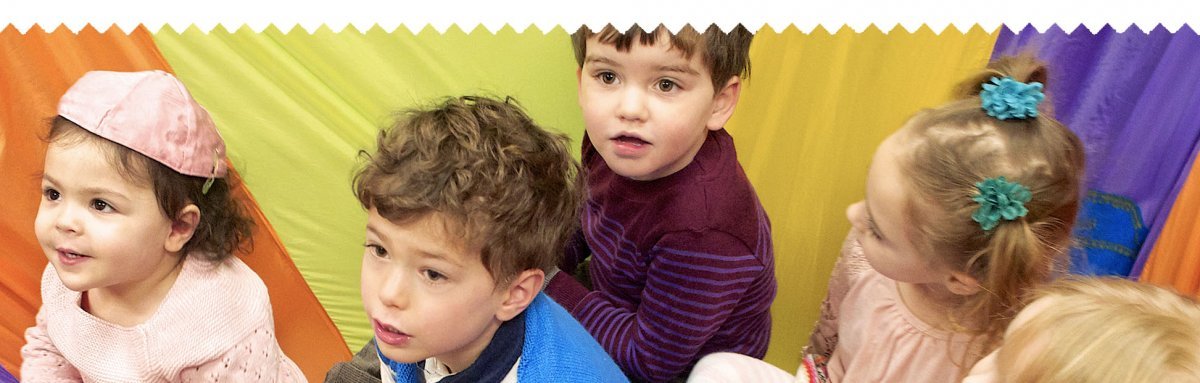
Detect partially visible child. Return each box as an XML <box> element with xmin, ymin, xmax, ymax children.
<box><xmin>543</xmin><ymin>23</ymin><xmax>777</xmax><ymax>383</ymax></box>
<box><xmin>21</xmin><ymin>70</ymin><xmax>302</xmax><ymax>381</ymax></box>
<box><xmin>963</xmin><ymin>277</ymin><xmax>1200</xmax><ymax>383</ymax></box>
<box><xmin>324</xmin><ymin>96</ymin><xmax>627</xmax><ymax>383</ymax></box>
<box><xmin>806</xmin><ymin>55</ymin><xmax>1086</xmax><ymax>382</ymax></box>
<box><xmin>688</xmin><ymin>55</ymin><xmax>1086</xmax><ymax>383</ymax></box>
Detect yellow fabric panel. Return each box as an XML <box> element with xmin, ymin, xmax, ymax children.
<box><xmin>728</xmin><ymin>25</ymin><xmax>998</xmax><ymax>371</ymax></box>
<box><xmin>152</xmin><ymin>25</ymin><xmax>583</xmax><ymax>350</ymax></box>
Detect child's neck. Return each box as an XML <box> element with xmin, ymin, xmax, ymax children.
<box><xmin>896</xmin><ymin>281</ymin><xmax>976</xmax><ymax>333</ymax></box>
<box><xmin>83</xmin><ymin>255</ymin><xmax>186</xmax><ymax>327</ymax></box>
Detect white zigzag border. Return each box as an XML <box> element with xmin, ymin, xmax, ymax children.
<box><xmin>3</xmin><ymin>0</ymin><xmax>1198</xmax><ymax>35</ymax></box>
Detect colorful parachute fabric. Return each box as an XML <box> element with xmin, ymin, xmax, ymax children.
<box><xmin>2</xmin><ymin>24</ymin><xmax>1198</xmax><ymax>378</ymax></box>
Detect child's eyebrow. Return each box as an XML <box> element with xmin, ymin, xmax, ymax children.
<box><xmin>657</xmin><ymin>64</ymin><xmax>699</xmax><ymax>76</ymax></box>
<box><xmin>583</xmin><ymin>55</ymin><xmax>619</xmax><ymax>67</ymax></box>
<box><xmin>42</xmin><ymin>174</ymin><xmax>128</xmax><ymax>200</ymax></box>
<box><xmin>365</xmin><ymin>225</ymin><xmax>465</xmax><ymax>268</ymax></box>
<box><xmin>416</xmin><ymin>250</ymin><xmax>462</xmax><ymax>268</ymax></box>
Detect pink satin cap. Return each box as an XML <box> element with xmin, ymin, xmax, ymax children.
<box><xmin>57</xmin><ymin>70</ymin><xmax>227</xmax><ymax>178</ymax></box>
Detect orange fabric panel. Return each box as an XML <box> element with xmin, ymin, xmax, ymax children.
<box><xmin>1142</xmin><ymin>159</ymin><xmax>1200</xmax><ymax>298</ymax></box>
<box><xmin>0</xmin><ymin>25</ymin><xmax>348</xmax><ymax>380</ymax></box>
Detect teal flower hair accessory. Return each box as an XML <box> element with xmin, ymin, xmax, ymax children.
<box><xmin>980</xmin><ymin>76</ymin><xmax>1045</xmax><ymax>120</ymax></box>
<box><xmin>971</xmin><ymin>176</ymin><xmax>1032</xmax><ymax>231</ymax></box>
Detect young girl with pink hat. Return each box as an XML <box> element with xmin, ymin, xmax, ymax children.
<box><xmin>21</xmin><ymin>70</ymin><xmax>302</xmax><ymax>382</ymax></box>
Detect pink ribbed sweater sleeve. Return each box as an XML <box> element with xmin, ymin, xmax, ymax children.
<box><xmin>807</xmin><ymin>230</ymin><xmax>871</xmax><ymax>358</ymax></box>
<box><xmin>20</xmin><ymin>305</ymin><xmax>82</xmax><ymax>382</ymax></box>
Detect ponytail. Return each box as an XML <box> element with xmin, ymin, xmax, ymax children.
<box><xmin>962</xmin><ymin>218</ymin><xmax>1057</xmax><ymax>351</ymax></box>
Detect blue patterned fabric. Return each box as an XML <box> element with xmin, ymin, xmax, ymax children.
<box><xmin>1069</xmin><ymin>190</ymin><xmax>1149</xmax><ymax>276</ymax></box>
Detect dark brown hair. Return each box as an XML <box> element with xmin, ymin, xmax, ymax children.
<box><xmin>47</xmin><ymin>117</ymin><xmax>254</xmax><ymax>261</ymax></box>
<box><xmin>353</xmin><ymin>96</ymin><xmax>580</xmax><ymax>286</ymax></box>
<box><xmin>572</xmin><ymin>24</ymin><xmax>754</xmax><ymax>91</ymax></box>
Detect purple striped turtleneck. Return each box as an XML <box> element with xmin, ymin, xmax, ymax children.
<box><xmin>546</xmin><ymin>129</ymin><xmax>777</xmax><ymax>382</ymax></box>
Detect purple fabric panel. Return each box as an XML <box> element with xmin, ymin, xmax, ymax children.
<box><xmin>0</xmin><ymin>363</ymin><xmax>15</xmax><ymax>383</ymax></box>
<box><xmin>992</xmin><ymin>24</ymin><xmax>1200</xmax><ymax>278</ymax></box>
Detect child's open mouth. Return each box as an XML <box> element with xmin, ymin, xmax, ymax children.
<box><xmin>57</xmin><ymin>249</ymin><xmax>91</xmax><ymax>266</ymax></box>
<box><xmin>614</xmin><ymin>135</ymin><xmax>649</xmax><ymax>146</ymax></box>
<box><xmin>612</xmin><ymin>135</ymin><xmax>650</xmax><ymax>157</ymax></box>
<box><xmin>373</xmin><ymin>319</ymin><xmax>413</xmax><ymax>346</ymax></box>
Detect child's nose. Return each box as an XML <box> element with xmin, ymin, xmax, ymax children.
<box><xmin>846</xmin><ymin>201</ymin><xmax>867</xmax><ymax>231</ymax></box>
<box><xmin>377</xmin><ymin>269</ymin><xmax>410</xmax><ymax>309</ymax></box>
<box><xmin>617</xmin><ymin>88</ymin><xmax>648</xmax><ymax>123</ymax></box>
<box><xmin>53</xmin><ymin>204</ymin><xmax>82</xmax><ymax>234</ymax></box>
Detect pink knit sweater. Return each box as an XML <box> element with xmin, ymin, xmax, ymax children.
<box><xmin>20</xmin><ymin>255</ymin><xmax>303</xmax><ymax>382</ymax></box>
<box><xmin>808</xmin><ymin>231</ymin><xmax>973</xmax><ymax>383</ymax></box>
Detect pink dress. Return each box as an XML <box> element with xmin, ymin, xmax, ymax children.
<box><xmin>21</xmin><ymin>255</ymin><xmax>303</xmax><ymax>382</ymax></box>
<box><xmin>808</xmin><ymin>231</ymin><xmax>973</xmax><ymax>383</ymax></box>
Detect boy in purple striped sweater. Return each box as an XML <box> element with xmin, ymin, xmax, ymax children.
<box><xmin>543</xmin><ymin>24</ymin><xmax>778</xmax><ymax>382</ymax></box>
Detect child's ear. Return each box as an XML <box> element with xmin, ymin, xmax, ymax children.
<box><xmin>705</xmin><ymin>76</ymin><xmax>742</xmax><ymax>131</ymax></box>
<box><xmin>945</xmin><ymin>270</ymin><xmax>982</xmax><ymax>296</ymax></box>
<box><xmin>496</xmin><ymin>269</ymin><xmax>544</xmax><ymax>321</ymax></box>
<box><xmin>165</xmin><ymin>204</ymin><xmax>200</xmax><ymax>253</ymax></box>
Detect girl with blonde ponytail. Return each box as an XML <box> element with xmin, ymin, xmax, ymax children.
<box><xmin>811</xmin><ymin>53</ymin><xmax>1085</xmax><ymax>382</ymax></box>
<box><xmin>689</xmin><ymin>54</ymin><xmax>1086</xmax><ymax>383</ymax></box>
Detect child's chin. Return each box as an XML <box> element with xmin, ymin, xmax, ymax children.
<box><xmin>54</xmin><ymin>272</ymin><xmax>94</xmax><ymax>292</ymax></box>
<box><xmin>378</xmin><ymin>346</ymin><xmax>425</xmax><ymax>364</ymax></box>
<box><xmin>611</xmin><ymin>165</ymin><xmax>661</xmax><ymax>181</ymax></box>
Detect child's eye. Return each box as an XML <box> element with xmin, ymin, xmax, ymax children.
<box><xmin>866</xmin><ymin>217</ymin><xmax>883</xmax><ymax>240</ymax></box>
<box><xmin>43</xmin><ymin>188</ymin><xmax>60</xmax><ymax>201</ymax></box>
<box><xmin>423</xmin><ymin>269</ymin><xmax>446</xmax><ymax>282</ymax></box>
<box><xmin>597</xmin><ymin>72</ymin><xmax>617</xmax><ymax>84</ymax></box>
<box><xmin>655</xmin><ymin>79</ymin><xmax>678</xmax><ymax>92</ymax></box>
<box><xmin>90</xmin><ymin>199</ymin><xmax>114</xmax><ymax>212</ymax></box>
<box><xmin>364</xmin><ymin>244</ymin><xmax>388</xmax><ymax>258</ymax></box>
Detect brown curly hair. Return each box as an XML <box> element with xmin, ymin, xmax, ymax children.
<box><xmin>353</xmin><ymin>95</ymin><xmax>580</xmax><ymax>286</ymax></box>
<box><xmin>47</xmin><ymin>117</ymin><xmax>254</xmax><ymax>262</ymax></box>
<box><xmin>571</xmin><ymin>23</ymin><xmax>754</xmax><ymax>92</ymax></box>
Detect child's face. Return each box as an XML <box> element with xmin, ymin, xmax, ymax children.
<box><xmin>847</xmin><ymin>131</ymin><xmax>945</xmax><ymax>284</ymax></box>
<box><xmin>577</xmin><ymin>33</ymin><xmax>734</xmax><ymax>181</ymax></box>
<box><xmin>361</xmin><ymin>208</ymin><xmax>509</xmax><ymax>372</ymax></box>
<box><xmin>34</xmin><ymin>140</ymin><xmax>180</xmax><ymax>294</ymax></box>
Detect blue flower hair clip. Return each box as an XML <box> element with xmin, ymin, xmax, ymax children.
<box><xmin>971</xmin><ymin>176</ymin><xmax>1031</xmax><ymax>231</ymax></box>
<box><xmin>980</xmin><ymin>76</ymin><xmax>1045</xmax><ymax>120</ymax></box>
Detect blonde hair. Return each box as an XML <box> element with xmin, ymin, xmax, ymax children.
<box><xmin>898</xmin><ymin>54</ymin><xmax>1086</xmax><ymax>358</ymax></box>
<box><xmin>998</xmin><ymin>277</ymin><xmax>1200</xmax><ymax>382</ymax></box>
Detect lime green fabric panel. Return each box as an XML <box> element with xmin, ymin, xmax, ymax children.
<box><xmin>728</xmin><ymin>26</ymin><xmax>999</xmax><ymax>371</ymax></box>
<box><xmin>153</xmin><ymin>25</ymin><xmax>582</xmax><ymax>350</ymax></box>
